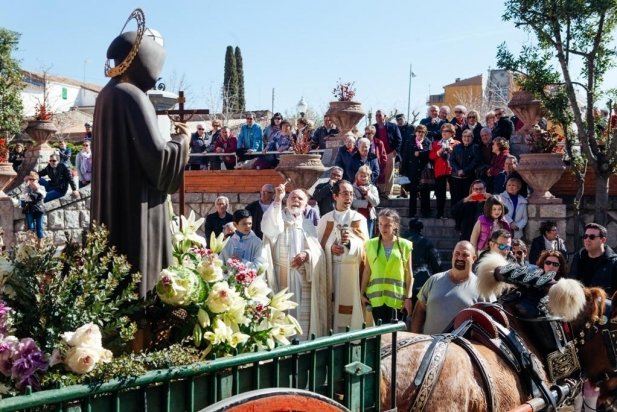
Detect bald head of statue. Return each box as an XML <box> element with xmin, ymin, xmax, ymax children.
<box><xmin>106</xmin><ymin>30</ymin><xmax>166</xmax><ymax>92</ymax></box>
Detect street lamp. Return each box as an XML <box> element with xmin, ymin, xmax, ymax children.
<box><xmin>296</xmin><ymin>96</ymin><xmax>307</xmax><ymax>118</ymax></box>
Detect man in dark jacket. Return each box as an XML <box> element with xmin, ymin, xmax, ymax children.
<box><xmin>492</xmin><ymin>107</ymin><xmax>514</xmax><ymax>140</ymax></box>
<box><xmin>311</xmin><ymin>167</ymin><xmax>343</xmax><ymax>216</ymax></box>
<box><xmin>396</xmin><ymin>114</ymin><xmax>415</xmax><ymax>198</ymax></box>
<box><xmin>404</xmin><ymin>218</ymin><xmax>442</xmax><ymax>305</ymax></box>
<box><xmin>569</xmin><ymin>223</ymin><xmax>617</xmax><ymax>295</ymax></box>
<box><xmin>38</xmin><ymin>154</ymin><xmax>79</xmax><ymax>202</ymax></box>
<box><xmin>245</xmin><ymin>183</ymin><xmax>275</xmax><ymax>239</ymax></box>
<box><xmin>311</xmin><ymin>115</ymin><xmax>339</xmax><ymax>150</ymax></box>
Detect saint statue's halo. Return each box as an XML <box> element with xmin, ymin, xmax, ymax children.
<box><xmin>104</xmin><ymin>8</ymin><xmax>146</xmax><ymax>78</ymax></box>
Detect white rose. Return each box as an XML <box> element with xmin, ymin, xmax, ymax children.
<box><xmin>61</xmin><ymin>323</ymin><xmax>103</xmax><ymax>348</ymax></box>
<box><xmin>64</xmin><ymin>346</ymin><xmax>101</xmax><ymax>374</ymax></box>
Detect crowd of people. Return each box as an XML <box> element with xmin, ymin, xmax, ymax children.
<box><xmin>8</xmin><ymin>122</ymin><xmax>92</xmax><ymax>244</ymax></box>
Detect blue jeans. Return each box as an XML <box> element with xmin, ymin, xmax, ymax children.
<box><xmin>26</xmin><ymin>212</ymin><xmax>44</xmax><ymax>239</ymax></box>
<box><xmin>38</xmin><ymin>178</ymin><xmax>65</xmax><ymax>202</ymax></box>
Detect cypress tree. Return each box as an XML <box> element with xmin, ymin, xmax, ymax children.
<box><xmin>222</xmin><ymin>46</ymin><xmax>238</xmax><ymax>114</ymax></box>
<box><xmin>0</xmin><ymin>28</ymin><xmax>24</xmax><ymax>136</ymax></box>
<box><xmin>234</xmin><ymin>46</ymin><xmax>245</xmax><ymax>112</ymax></box>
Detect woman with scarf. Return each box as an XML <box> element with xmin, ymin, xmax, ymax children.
<box><xmin>75</xmin><ymin>141</ymin><xmax>92</xmax><ymax>188</ymax></box>
<box><xmin>429</xmin><ymin>123</ymin><xmax>460</xmax><ymax>219</ymax></box>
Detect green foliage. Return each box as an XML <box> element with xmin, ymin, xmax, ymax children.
<box><xmin>40</xmin><ymin>344</ymin><xmax>202</xmax><ymax>389</ymax></box>
<box><xmin>499</xmin><ymin>0</ymin><xmax>617</xmax><ymax>224</ymax></box>
<box><xmin>4</xmin><ymin>224</ymin><xmax>142</xmax><ymax>353</ymax></box>
<box><xmin>235</xmin><ymin>46</ymin><xmax>245</xmax><ymax>112</ymax></box>
<box><xmin>222</xmin><ymin>46</ymin><xmax>238</xmax><ymax>114</ymax></box>
<box><xmin>0</xmin><ymin>28</ymin><xmax>24</xmax><ymax>136</ymax></box>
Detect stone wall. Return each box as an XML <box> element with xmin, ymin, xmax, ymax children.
<box><xmin>9</xmin><ymin>186</ymin><xmax>90</xmax><ymax>246</ymax></box>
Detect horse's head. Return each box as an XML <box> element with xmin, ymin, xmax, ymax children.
<box><xmin>552</xmin><ymin>284</ymin><xmax>617</xmax><ymax>411</ymax></box>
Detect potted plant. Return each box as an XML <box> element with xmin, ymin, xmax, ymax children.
<box><xmin>25</xmin><ymin>102</ymin><xmax>57</xmax><ymax>148</ymax></box>
<box><xmin>516</xmin><ymin>125</ymin><xmax>566</xmax><ymax>203</ymax></box>
<box><xmin>275</xmin><ymin>122</ymin><xmax>325</xmax><ymax>189</ymax></box>
<box><xmin>0</xmin><ymin>134</ymin><xmax>18</xmax><ymax>198</ymax></box>
<box><xmin>324</xmin><ymin>80</ymin><xmax>365</xmax><ymax>138</ymax></box>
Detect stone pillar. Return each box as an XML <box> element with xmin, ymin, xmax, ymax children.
<box><xmin>5</xmin><ymin>145</ymin><xmax>56</xmax><ymax>193</ymax></box>
<box><xmin>0</xmin><ymin>197</ymin><xmax>15</xmax><ymax>248</ymax></box>
<box><xmin>525</xmin><ymin>203</ymin><xmax>567</xmax><ymax>245</ymax></box>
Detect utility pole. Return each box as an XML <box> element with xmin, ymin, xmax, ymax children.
<box><xmin>407</xmin><ymin>64</ymin><xmax>416</xmax><ymax>120</ymax></box>
<box><xmin>271</xmin><ymin>88</ymin><xmax>275</xmax><ymax>114</ymax></box>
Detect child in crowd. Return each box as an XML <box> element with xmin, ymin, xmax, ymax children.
<box><xmin>352</xmin><ymin>165</ymin><xmax>379</xmax><ymax>236</ymax></box>
<box><xmin>469</xmin><ymin>195</ymin><xmax>512</xmax><ymax>252</ymax></box>
<box><xmin>219</xmin><ymin>209</ymin><xmax>266</xmax><ymax>268</ymax></box>
<box><xmin>20</xmin><ymin>171</ymin><xmax>46</xmax><ymax>246</ymax></box>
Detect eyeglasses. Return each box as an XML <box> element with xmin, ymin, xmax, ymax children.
<box><xmin>197</xmin><ymin>128</ymin><xmax>204</xmax><ymax>130</ymax></box>
<box><xmin>467</xmin><ymin>116</ymin><xmax>477</xmax><ymax>119</ymax></box>
<box><xmin>514</xmin><ymin>251</ymin><xmax>524</xmax><ymax>256</ymax></box>
<box><xmin>442</xmin><ymin>130</ymin><xmax>452</xmax><ymax>134</ymax></box>
<box><xmin>274</xmin><ymin>117</ymin><xmax>282</xmax><ymax>120</ymax></box>
<box><xmin>495</xmin><ymin>243</ymin><xmax>511</xmax><ymax>251</ymax></box>
<box><xmin>49</xmin><ymin>160</ymin><xmax>58</xmax><ymax>163</ymax></box>
<box><xmin>544</xmin><ymin>260</ymin><xmax>561</xmax><ymax>267</ymax></box>
<box><xmin>583</xmin><ymin>234</ymin><xmax>604</xmax><ymax>240</ymax></box>
<box><xmin>246</xmin><ymin>117</ymin><xmax>254</xmax><ymax>120</ymax></box>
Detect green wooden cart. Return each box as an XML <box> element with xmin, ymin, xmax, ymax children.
<box><xmin>0</xmin><ymin>323</ymin><xmax>404</xmax><ymax>412</ymax></box>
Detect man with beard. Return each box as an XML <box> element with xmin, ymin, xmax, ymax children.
<box><xmin>262</xmin><ymin>185</ymin><xmax>328</xmax><ymax>339</ymax></box>
<box><xmin>411</xmin><ymin>241</ymin><xmax>487</xmax><ymax>335</ymax></box>
<box><xmin>317</xmin><ymin>180</ymin><xmax>369</xmax><ymax>332</ymax></box>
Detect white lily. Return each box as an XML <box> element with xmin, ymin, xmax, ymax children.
<box><xmin>171</xmin><ymin>210</ymin><xmax>206</xmax><ymax>247</ymax></box>
<box><xmin>209</xmin><ymin>232</ymin><xmax>229</xmax><ymax>254</ymax></box>
<box><xmin>269</xmin><ymin>288</ymin><xmax>299</xmax><ymax>312</ymax></box>
<box><xmin>245</xmin><ymin>276</ymin><xmax>271</xmax><ymax>304</ymax></box>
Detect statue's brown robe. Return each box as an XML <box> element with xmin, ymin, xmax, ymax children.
<box><xmin>92</xmin><ymin>75</ymin><xmax>188</xmax><ymax>297</ymax></box>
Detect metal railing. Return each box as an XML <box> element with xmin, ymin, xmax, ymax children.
<box><xmin>0</xmin><ymin>323</ymin><xmax>404</xmax><ymax>412</ymax></box>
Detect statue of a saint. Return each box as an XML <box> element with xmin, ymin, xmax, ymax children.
<box><xmin>91</xmin><ymin>16</ymin><xmax>189</xmax><ymax>297</ymax></box>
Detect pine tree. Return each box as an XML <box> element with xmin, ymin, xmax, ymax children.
<box><xmin>234</xmin><ymin>46</ymin><xmax>245</xmax><ymax>112</ymax></box>
<box><xmin>0</xmin><ymin>28</ymin><xmax>24</xmax><ymax>136</ymax></box>
<box><xmin>222</xmin><ymin>46</ymin><xmax>238</xmax><ymax>114</ymax></box>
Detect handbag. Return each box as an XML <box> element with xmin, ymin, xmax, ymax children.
<box><xmin>419</xmin><ymin>162</ymin><xmax>435</xmax><ymax>186</ymax></box>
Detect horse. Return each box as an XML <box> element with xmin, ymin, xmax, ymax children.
<box><xmin>379</xmin><ymin>253</ymin><xmax>617</xmax><ymax>411</ymax></box>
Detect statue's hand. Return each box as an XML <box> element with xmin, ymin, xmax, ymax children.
<box><xmin>174</xmin><ymin>122</ymin><xmax>190</xmax><ymax>137</ymax></box>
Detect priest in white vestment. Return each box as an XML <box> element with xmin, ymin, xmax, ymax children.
<box><xmin>317</xmin><ymin>180</ymin><xmax>369</xmax><ymax>333</ymax></box>
<box><xmin>262</xmin><ymin>185</ymin><xmax>328</xmax><ymax>339</ymax></box>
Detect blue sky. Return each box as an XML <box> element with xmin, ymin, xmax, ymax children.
<box><xmin>2</xmin><ymin>1</ymin><xmax>616</xmax><ymax>119</ymax></box>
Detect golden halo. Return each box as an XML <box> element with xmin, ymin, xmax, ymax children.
<box><xmin>104</xmin><ymin>8</ymin><xmax>146</xmax><ymax>78</ymax></box>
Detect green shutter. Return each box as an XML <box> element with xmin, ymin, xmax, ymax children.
<box><xmin>62</xmin><ymin>87</ymin><xmax>67</xmax><ymax>99</ymax></box>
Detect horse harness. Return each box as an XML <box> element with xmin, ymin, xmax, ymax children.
<box><xmin>574</xmin><ymin>298</ymin><xmax>617</xmax><ymax>388</ymax></box>
<box><xmin>381</xmin><ymin>301</ymin><xmax>562</xmax><ymax>412</ymax></box>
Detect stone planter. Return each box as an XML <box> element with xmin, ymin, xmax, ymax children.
<box><xmin>517</xmin><ymin>153</ymin><xmax>565</xmax><ymax>204</ymax></box>
<box><xmin>25</xmin><ymin>120</ymin><xmax>57</xmax><ymax>148</ymax></box>
<box><xmin>508</xmin><ymin>91</ymin><xmax>542</xmax><ymax>134</ymax></box>
<box><xmin>0</xmin><ymin>162</ymin><xmax>17</xmax><ymax>198</ymax></box>
<box><xmin>325</xmin><ymin>101</ymin><xmax>365</xmax><ymax>138</ymax></box>
<box><xmin>275</xmin><ymin>154</ymin><xmax>325</xmax><ymax>190</ymax></box>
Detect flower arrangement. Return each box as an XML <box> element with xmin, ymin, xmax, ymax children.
<box><xmin>156</xmin><ymin>211</ymin><xmax>301</xmax><ymax>358</ymax></box>
<box><xmin>332</xmin><ymin>80</ymin><xmax>356</xmax><ymax>102</ymax></box>
<box><xmin>291</xmin><ymin>127</ymin><xmax>312</xmax><ymax>154</ymax></box>
<box><xmin>526</xmin><ymin>125</ymin><xmax>565</xmax><ymax>154</ymax></box>
<box><xmin>34</xmin><ymin>102</ymin><xmax>52</xmax><ymax>121</ymax></box>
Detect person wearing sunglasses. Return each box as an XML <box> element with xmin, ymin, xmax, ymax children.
<box><xmin>38</xmin><ymin>154</ymin><xmax>79</xmax><ymax>202</ymax></box>
<box><xmin>536</xmin><ymin>250</ymin><xmax>567</xmax><ymax>280</ymax></box>
<box><xmin>511</xmin><ymin>238</ymin><xmax>533</xmax><ymax>269</ymax></box>
<box><xmin>474</xmin><ymin>229</ymin><xmax>515</xmax><ymax>272</ymax></box>
<box><xmin>569</xmin><ymin>223</ymin><xmax>617</xmax><ymax>294</ymax></box>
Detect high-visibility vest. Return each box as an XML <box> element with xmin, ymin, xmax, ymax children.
<box><xmin>365</xmin><ymin>237</ymin><xmax>413</xmax><ymax>308</ymax></box>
